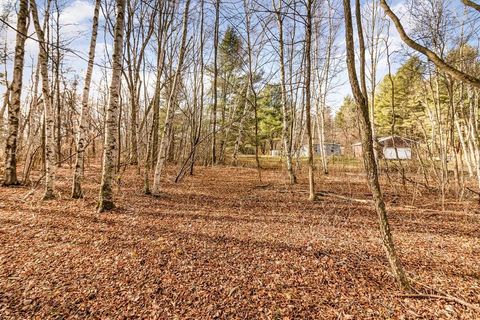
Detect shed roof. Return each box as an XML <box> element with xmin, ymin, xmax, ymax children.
<box><xmin>378</xmin><ymin>136</ymin><xmax>417</xmax><ymax>147</ymax></box>
<box><xmin>351</xmin><ymin>136</ymin><xmax>417</xmax><ymax>148</ymax></box>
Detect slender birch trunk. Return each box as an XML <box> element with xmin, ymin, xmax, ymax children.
<box><xmin>31</xmin><ymin>0</ymin><xmax>56</xmax><ymax>199</ymax></box>
<box><xmin>54</xmin><ymin>0</ymin><xmax>62</xmax><ymax>167</ymax></box>
<box><xmin>4</xmin><ymin>0</ymin><xmax>28</xmax><ymax>186</ymax></box>
<box><xmin>211</xmin><ymin>0</ymin><xmax>220</xmax><ymax>165</ymax></box>
<box><xmin>72</xmin><ymin>0</ymin><xmax>101</xmax><ymax>198</ymax></box>
<box><xmin>98</xmin><ymin>0</ymin><xmax>126</xmax><ymax>212</ymax></box>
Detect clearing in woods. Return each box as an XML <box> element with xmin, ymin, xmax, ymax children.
<box><xmin>0</xmin><ymin>165</ymin><xmax>478</xmax><ymax>318</ymax></box>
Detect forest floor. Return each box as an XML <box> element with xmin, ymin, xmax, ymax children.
<box><xmin>0</xmin><ymin>164</ymin><xmax>479</xmax><ymax>319</ymax></box>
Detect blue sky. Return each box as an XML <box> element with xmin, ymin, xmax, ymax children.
<box><xmin>0</xmin><ymin>0</ymin><xmax>477</xmax><ymax>113</ymax></box>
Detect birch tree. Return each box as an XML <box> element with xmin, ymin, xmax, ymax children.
<box><xmin>3</xmin><ymin>0</ymin><xmax>28</xmax><ymax>186</ymax></box>
<box><xmin>98</xmin><ymin>0</ymin><xmax>126</xmax><ymax>212</ymax></box>
<box><xmin>71</xmin><ymin>0</ymin><xmax>101</xmax><ymax>198</ymax></box>
<box><xmin>30</xmin><ymin>0</ymin><xmax>56</xmax><ymax>199</ymax></box>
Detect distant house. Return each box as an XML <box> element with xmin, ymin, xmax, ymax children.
<box><xmin>352</xmin><ymin>136</ymin><xmax>417</xmax><ymax>160</ymax></box>
<box><xmin>300</xmin><ymin>143</ymin><xmax>342</xmax><ymax>157</ymax></box>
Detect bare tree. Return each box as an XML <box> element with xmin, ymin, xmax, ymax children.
<box><xmin>3</xmin><ymin>0</ymin><xmax>28</xmax><ymax>186</ymax></box>
<box><xmin>343</xmin><ymin>0</ymin><xmax>410</xmax><ymax>290</ymax></box>
<box><xmin>211</xmin><ymin>0</ymin><xmax>220</xmax><ymax>165</ymax></box>
<box><xmin>30</xmin><ymin>0</ymin><xmax>56</xmax><ymax>199</ymax></box>
<box><xmin>71</xmin><ymin>0</ymin><xmax>101</xmax><ymax>198</ymax></box>
<box><xmin>380</xmin><ymin>0</ymin><xmax>480</xmax><ymax>88</ymax></box>
<box><xmin>151</xmin><ymin>0</ymin><xmax>191</xmax><ymax>196</ymax></box>
<box><xmin>305</xmin><ymin>0</ymin><xmax>316</xmax><ymax>201</ymax></box>
<box><xmin>98</xmin><ymin>0</ymin><xmax>126</xmax><ymax>212</ymax></box>
<box><xmin>273</xmin><ymin>0</ymin><xmax>296</xmax><ymax>184</ymax></box>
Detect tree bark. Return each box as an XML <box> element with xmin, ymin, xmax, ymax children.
<box><xmin>4</xmin><ymin>0</ymin><xmax>28</xmax><ymax>186</ymax></box>
<box><xmin>98</xmin><ymin>0</ymin><xmax>126</xmax><ymax>212</ymax></box>
<box><xmin>72</xmin><ymin>0</ymin><xmax>100</xmax><ymax>198</ymax></box>
<box><xmin>151</xmin><ymin>0</ymin><xmax>191</xmax><ymax>195</ymax></box>
<box><xmin>31</xmin><ymin>0</ymin><xmax>56</xmax><ymax>200</ymax></box>
<box><xmin>54</xmin><ymin>0</ymin><xmax>62</xmax><ymax>167</ymax></box>
<box><xmin>305</xmin><ymin>0</ymin><xmax>315</xmax><ymax>201</ymax></box>
<box><xmin>380</xmin><ymin>0</ymin><xmax>480</xmax><ymax>89</ymax></box>
<box><xmin>343</xmin><ymin>0</ymin><xmax>410</xmax><ymax>291</ymax></box>
<box><xmin>211</xmin><ymin>0</ymin><xmax>220</xmax><ymax>165</ymax></box>
<box><xmin>461</xmin><ymin>0</ymin><xmax>480</xmax><ymax>12</ymax></box>
<box><xmin>274</xmin><ymin>0</ymin><xmax>296</xmax><ymax>184</ymax></box>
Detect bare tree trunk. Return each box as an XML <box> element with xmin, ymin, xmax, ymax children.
<box><xmin>72</xmin><ymin>0</ymin><xmax>100</xmax><ymax>198</ymax></box>
<box><xmin>305</xmin><ymin>0</ymin><xmax>315</xmax><ymax>201</ymax></box>
<box><xmin>243</xmin><ymin>0</ymin><xmax>261</xmax><ymax>180</ymax></box>
<box><xmin>3</xmin><ymin>0</ymin><xmax>28</xmax><ymax>186</ymax></box>
<box><xmin>343</xmin><ymin>0</ymin><xmax>410</xmax><ymax>291</ymax></box>
<box><xmin>151</xmin><ymin>0</ymin><xmax>191</xmax><ymax>195</ymax></box>
<box><xmin>189</xmin><ymin>0</ymin><xmax>205</xmax><ymax>175</ymax></box>
<box><xmin>31</xmin><ymin>0</ymin><xmax>56</xmax><ymax>200</ymax></box>
<box><xmin>98</xmin><ymin>0</ymin><xmax>126</xmax><ymax>212</ymax></box>
<box><xmin>54</xmin><ymin>0</ymin><xmax>62</xmax><ymax>167</ymax></box>
<box><xmin>211</xmin><ymin>0</ymin><xmax>220</xmax><ymax>165</ymax></box>
<box><xmin>274</xmin><ymin>0</ymin><xmax>296</xmax><ymax>184</ymax></box>
<box><xmin>380</xmin><ymin>0</ymin><xmax>480</xmax><ymax>89</ymax></box>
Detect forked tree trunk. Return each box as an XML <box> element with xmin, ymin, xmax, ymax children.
<box><xmin>4</xmin><ymin>0</ymin><xmax>28</xmax><ymax>186</ymax></box>
<box><xmin>343</xmin><ymin>0</ymin><xmax>410</xmax><ymax>291</ymax></box>
<box><xmin>72</xmin><ymin>0</ymin><xmax>101</xmax><ymax>198</ymax></box>
<box><xmin>31</xmin><ymin>0</ymin><xmax>56</xmax><ymax>200</ymax></box>
<box><xmin>98</xmin><ymin>0</ymin><xmax>126</xmax><ymax>212</ymax></box>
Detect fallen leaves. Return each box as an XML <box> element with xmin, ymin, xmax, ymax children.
<box><xmin>0</xmin><ymin>165</ymin><xmax>478</xmax><ymax>318</ymax></box>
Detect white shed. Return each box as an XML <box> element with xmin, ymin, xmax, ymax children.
<box><xmin>352</xmin><ymin>136</ymin><xmax>417</xmax><ymax>160</ymax></box>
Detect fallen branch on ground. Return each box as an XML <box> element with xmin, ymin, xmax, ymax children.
<box><xmin>399</xmin><ymin>278</ymin><xmax>480</xmax><ymax>312</ymax></box>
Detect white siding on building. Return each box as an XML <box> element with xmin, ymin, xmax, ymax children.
<box><xmin>300</xmin><ymin>143</ymin><xmax>341</xmax><ymax>157</ymax></box>
<box><xmin>384</xmin><ymin>147</ymin><xmax>411</xmax><ymax>160</ymax></box>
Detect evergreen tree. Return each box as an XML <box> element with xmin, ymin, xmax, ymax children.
<box><xmin>257</xmin><ymin>84</ymin><xmax>283</xmax><ymax>151</ymax></box>
<box><xmin>335</xmin><ymin>95</ymin><xmax>360</xmax><ymax>145</ymax></box>
<box><xmin>374</xmin><ymin>56</ymin><xmax>425</xmax><ymax>137</ymax></box>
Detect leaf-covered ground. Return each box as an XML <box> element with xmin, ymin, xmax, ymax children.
<box><xmin>0</xmin><ymin>165</ymin><xmax>479</xmax><ymax>319</ymax></box>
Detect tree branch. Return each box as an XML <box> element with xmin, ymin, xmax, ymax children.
<box><xmin>380</xmin><ymin>0</ymin><xmax>480</xmax><ymax>89</ymax></box>
<box><xmin>462</xmin><ymin>0</ymin><xmax>480</xmax><ymax>13</ymax></box>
